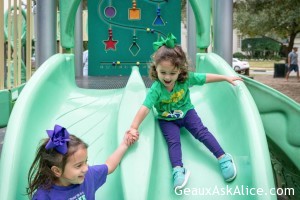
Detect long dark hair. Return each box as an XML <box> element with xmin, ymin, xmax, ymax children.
<box><xmin>149</xmin><ymin>45</ymin><xmax>189</xmax><ymax>83</ymax></box>
<box><xmin>26</xmin><ymin>135</ymin><xmax>88</xmax><ymax>198</ymax></box>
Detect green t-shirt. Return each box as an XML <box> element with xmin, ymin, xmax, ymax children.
<box><xmin>143</xmin><ymin>72</ymin><xmax>206</xmax><ymax>120</ymax></box>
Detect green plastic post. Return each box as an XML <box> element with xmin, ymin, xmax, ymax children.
<box><xmin>188</xmin><ymin>0</ymin><xmax>211</xmax><ymax>50</ymax></box>
<box><xmin>59</xmin><ymin>0</ymin><xmax>81</xmax><ymax>49</ymax></box>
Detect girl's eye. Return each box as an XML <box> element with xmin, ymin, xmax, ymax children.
<box><xmin>161</xmin><ymin>72</ymin><xmax>166</xmax><ymax>75</ymax></box>
<box><xmin>75</xmin><ymin>165</ymin><xmax>82</xmax><ymax>169</ymax></box>
<box><xmin>75</xmin><ymin>159</ymin><xmax>88</xmax><ymax>168</ymax></box>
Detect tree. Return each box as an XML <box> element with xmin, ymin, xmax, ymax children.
<box><xmin>242</xmin><ymin>38</ymin><xmax>281</xmax><ymax>59</ymax></box>
<box><xmin>233</xmin><ymin>0</ymin><xmax>300</xmax><ymax>56</ymax></box>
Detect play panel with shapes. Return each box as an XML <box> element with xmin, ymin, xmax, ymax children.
<box><xmin>88</xmin><ymin>0</ymin><xmax>181</xmax><ymax>76</ymax></box>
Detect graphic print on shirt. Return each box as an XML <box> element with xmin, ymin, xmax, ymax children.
<box><xmin>161</xmin><ymin>89</ymin><xmax>184</xmax><ymax>104</ymax></box>
<box><xmin>160</xmin><ymin>89</ymin><xmax>185</xmax><ymax>118</ymax></box>
<box><xmin>162</xmin><ymin>110</ymin><xmax>184</xmax><ymax>118</ymax></box>
<box><xmin>68</xmin><ymin>192</ymin><xmax>86</xmax><ymax>200</ymax></box>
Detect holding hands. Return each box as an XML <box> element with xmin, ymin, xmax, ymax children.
<box><xmin>124</xmin><ymin>128</ymin><xmax>139</xmax><ymax>146</ymax></box>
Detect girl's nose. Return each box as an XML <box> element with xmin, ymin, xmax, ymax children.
<box><xmin>82</xmin><ymin>164</ymin><xmax>88</xmax><ymax>173</ymax></box>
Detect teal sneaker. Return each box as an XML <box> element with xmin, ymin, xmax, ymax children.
<box><xmin>219</xmin><ymin>153</ymin><xmax>237</xmax><ymax>182</ymax></box>
<box><xmin>172</xmin><ymin>167</ymin><xmax>190</xmax><ymax>190</ymax></box>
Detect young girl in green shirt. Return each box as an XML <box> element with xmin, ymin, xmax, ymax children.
<box><xmin>128</xmin><ymin>34</ymin><xmax>241</xmax><ymax>190</ymax></box>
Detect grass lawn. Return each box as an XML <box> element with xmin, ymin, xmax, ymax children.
<box><xmin>248</xmin><ymin>60</ymin><xmax>285</xmax><ymax>68</ymax></box>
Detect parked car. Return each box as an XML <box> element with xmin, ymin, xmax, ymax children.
<box><xmin>232</xmin><ymin>58</ymin><xmax>250</xmax><ymax>71</ymax></box>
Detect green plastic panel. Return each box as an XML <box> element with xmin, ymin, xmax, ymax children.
<box><xmin>0</xmin><ymin>53</ymin><xmax>277</xmax><ymax>199</ymax></box>
<box><xmin>10</xmin><ymin>83</ymin><xmax>26</xmax><ymax>108</ymax></box>
<box><xmin>88</xmin><ymin>0</ymin><xmax>181</xmax><ymax>76</ymax></box>
<box><xmin>59</xmin><ymin>0</ymin><xmax>81</xmax><ymax>48</ymax></box>
<box><xmin>243</xmin><ymin>76</ymin><xmax>300</xmax><ymax>170</ymax></box>
<box><xmin>189</xmin><ymin>0</ymin><xmax>211</xmax><ymax>49</ymax></box>
<box><xmin>0</xmin><ymin>90</ymin><xmax>11</xmax><ymax>128</ymax></box>
<box><xmin>0</xmin><ymin>84</ymin><xmax>26</xmax><ymax>128</ymax></box>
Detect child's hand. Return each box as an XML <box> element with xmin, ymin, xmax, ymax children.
<box><xmin>227</xmin><ymin>76</ymin><xmax>243</xmax><ymax>86</ymax></box>
<box><xmin>128</xmin><ymin>128</ymin><xmax>139</xmax><ymax>144</ymax></box>
<box><xmin>124</xmin><ymin>129</ymin><xmax>139</xmax><ymax>146</ymax></box>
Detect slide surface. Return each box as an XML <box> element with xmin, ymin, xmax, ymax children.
<box><xmin>242</xmin><ymin>76</ymin><xmax>300</xmax><ymax>171</ymax></box>
<box><xmin>0</xmin><ymin>53</ymin><xmax>277</xmax><ymax>200</ymax></box>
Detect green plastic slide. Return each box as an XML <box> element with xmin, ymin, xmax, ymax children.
<box><xmin>242</xmin><ymin>76</ymin><xmax>300</xmax><ymax>171</ymax></box>
<box><xmin>0</xmin><ymin>53</ymin><xmax>279</xmax><ymax>199</ymax></box>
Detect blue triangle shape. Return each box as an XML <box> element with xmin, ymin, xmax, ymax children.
<box><xmin>153</xmin><ymin>16</ymin><xmax>165</xmax><ymax>26</ymax></box>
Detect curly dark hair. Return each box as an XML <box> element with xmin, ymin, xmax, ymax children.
<box><xmin>149</xmin><ymin>45</ymin><xmax>189</xmax><ymax>83</ymax></box>
<box><xmin>26</xmin><ymin>134</ymin><xmax>88</xmax><ymax>198</ymax></box>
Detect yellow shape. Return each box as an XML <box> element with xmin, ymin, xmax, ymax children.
<box><xmin>162</xmin><ymin>89</ymin><xmax>185</xmax><ymax>104</ymax></box>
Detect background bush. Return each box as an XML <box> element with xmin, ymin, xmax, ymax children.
<box><xmin>233</xmin><ymin>52</ymin><xmax>246</xmax><ymax>59</ymax></box>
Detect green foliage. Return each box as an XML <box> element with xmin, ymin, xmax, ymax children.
<box><xmin>83</xmin><ymin>41</ymin><xmax>88</xmax><ymax>51</ymax></box>
<box><xmin>242</xmin><ymin>38</ymin><xmax>281</xmax><ymax>51</ymax></box>
<box><xmin>233</xmin><ymin>52</ymin><xmax>246</xmax><ymax>59</ymax></box>
<box><xmin>82</xmin><ymin>0</ymin><xmax>88</xmax><ymax>10</ymax></box>
<box><xmin>234</xmin><ymin>0</ymin><xmax>300</xmax><ymax>52</ymax></box>
<box><xmin>272</xmin><ymin>55</ymin><xmax>282</xmax><ymax>61</ymax></box>
<box><xmin>242</xmin><ymin>38</ymin><xmax>282</xmax><ymax>59</ymax></box>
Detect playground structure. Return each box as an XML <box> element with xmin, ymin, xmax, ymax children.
<box><xmin>0</xmin><ymin>0</ymin><xmax>299</xmax><ymax>199</ymax></box>
<box><xmin>0</xmin><ymin>0</ymin><xmax>33</xmax><ymax>127</ymax></box>
<box><xmin>0</xmin><ymin>1</ymin><xmax>89</xmax><ymax>128</ymax></box>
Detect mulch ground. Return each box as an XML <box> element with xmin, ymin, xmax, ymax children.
<box><xmin>252</xmin><ymin>74</ymin><xmax>300</xmax><ymax>104</ymax></box>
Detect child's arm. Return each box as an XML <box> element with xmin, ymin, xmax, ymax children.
<box><xmin>205</xmin><ymin>74</ymin><xmax>242</xmax><ymax>86</ymax></box>
<box><xmin>105</xmin><ymin>131</ymin><xmax>139</xmax><ymax>174</ymax></box>
<box><xmin>129</xmin><ymin>105</ymin><xmax>150</xmax><ymax>132</ymax></box>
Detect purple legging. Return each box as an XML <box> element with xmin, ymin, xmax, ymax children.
<box><xmin>158</xmin><ymin>109</ymin><xmax>225</xmax><ymax>168</ymax></box>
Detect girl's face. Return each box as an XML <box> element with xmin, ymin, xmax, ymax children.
<box><xmin>156</xmin><ymin>60</ymin><xmax>181</xmax><ymax>91</ymax></box>
<box><xmin>56</xmin><ymin>147</ymin><xmax>88</xmax><ymax>186</ymax></box>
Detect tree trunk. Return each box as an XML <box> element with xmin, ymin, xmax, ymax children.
<box><xmin>288</xmin><ymin>33</ymin><xmax>297</xmax><ymax>53</ymax></box>
<box><xmin>285</xmin><ymin>32</ymin><xmax>297</xmax><ymax>63</ymax></box>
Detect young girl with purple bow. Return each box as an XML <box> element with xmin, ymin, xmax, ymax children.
<box><xmin>127</xmin><ymin>33</ymin><xmax>240</xmax><ymax>190</ymax></box>
<box><xmin>27</xmin><ymin>124</ymin><xmax>139</xmax><ymax>199</ymax></box>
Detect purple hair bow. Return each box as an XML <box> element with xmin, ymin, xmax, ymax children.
<box><xmin>45</xmin><ymin>124</ymin><xmax>70</xmax><ymax>155</ymax></box>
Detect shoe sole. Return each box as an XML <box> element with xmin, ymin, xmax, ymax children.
<box><xmin>174</xmin><ymin>170</ymin><xmax>191</xmax><ymax>190</ymax></box>
<box><xmin>225</xmin><ymin>154</ymin><xmax>237</xmax><ymax>182</ymax></box>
